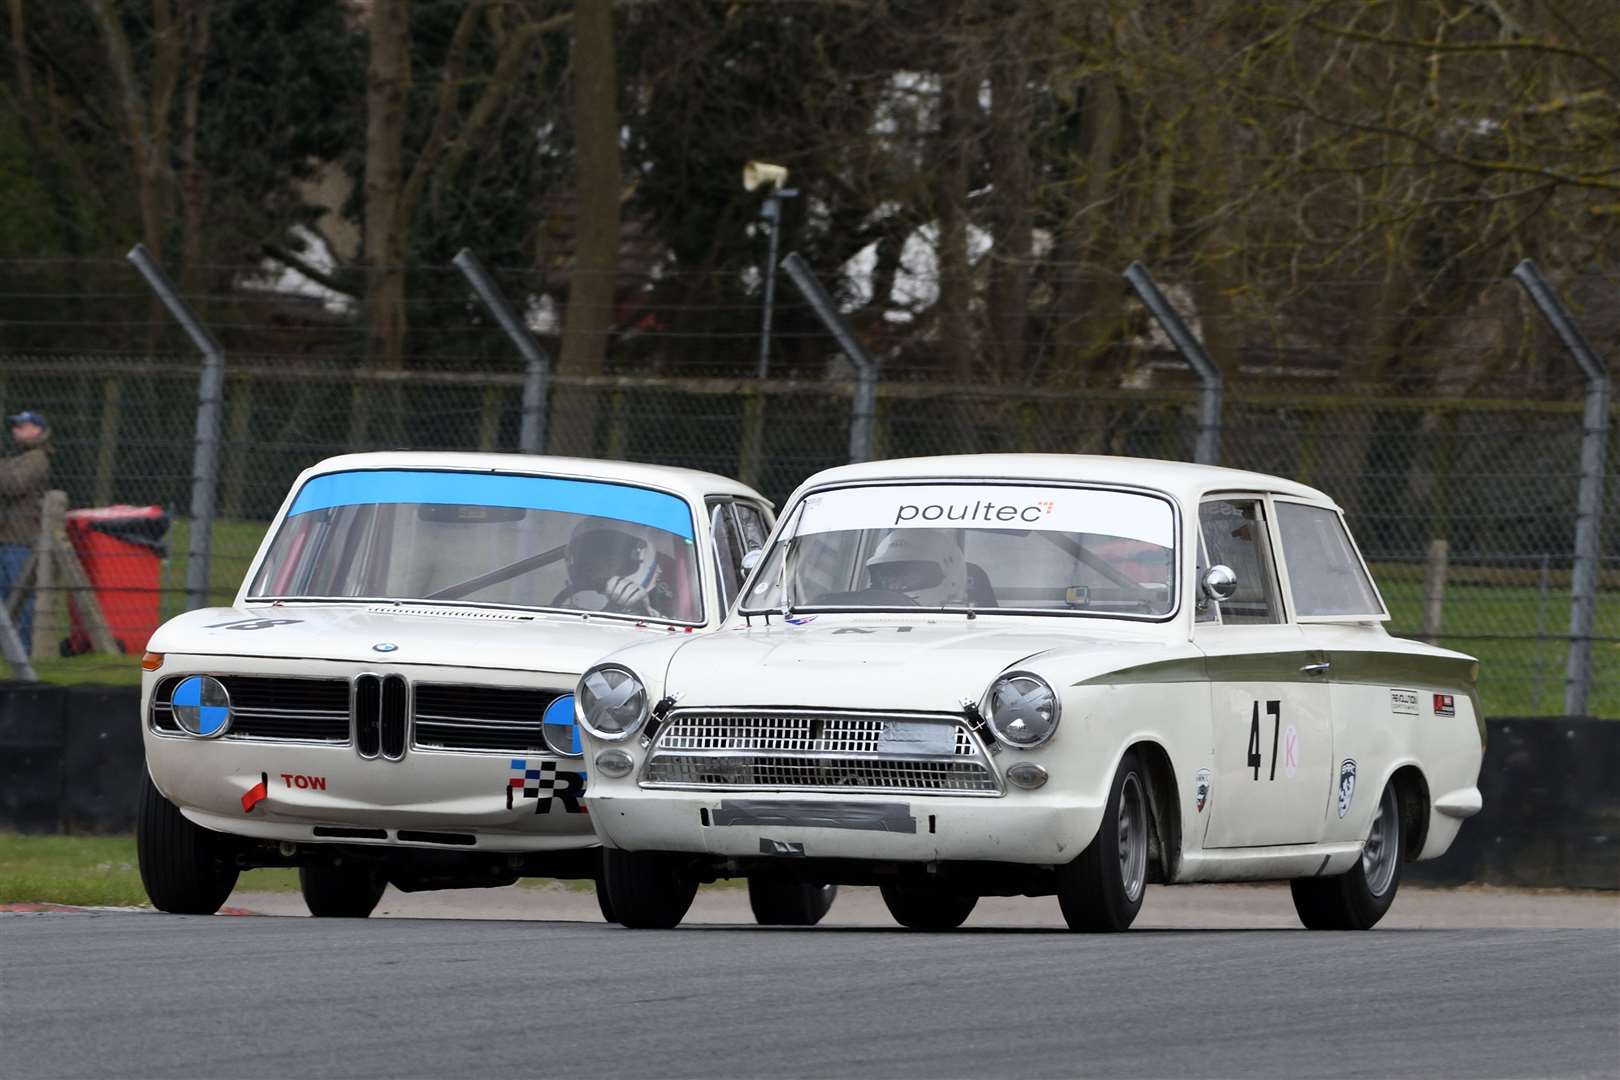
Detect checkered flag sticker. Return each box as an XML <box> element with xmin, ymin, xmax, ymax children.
<box><xmin>506</xmin><ymin>758</ymin><xmax>586</xmax><ymax>815</ymax></box>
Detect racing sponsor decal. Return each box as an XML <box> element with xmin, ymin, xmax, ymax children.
<box><xmin>784</xmin><ymin>615</ymin><xmax>816</xmax><ymax>625</ymax></box>
<box><xmin>279</xmin><ymin>773</ymin><xmax>327</xmax><ymax>791</ymax></box>
<box><xmin>204</xmin><ymin>617</ymin><xmax>304</xmax><ymax>631</ymax></box>
<box><xmin>1389</xmin><ymin>689</ymin><xmax>1420</xmax><ymax>715</ymax></box>
<box><xmin>506</xmin><ymin>759</ymin><xmax>586</xmax><ymax>815</ymax></box>
<box><xmin>1281</xmin><ymin>724</ymin><xmax>1300</xmax><ymax>779</ymax></box>
<box><xmin>1194</xmin><ymin>768</ymin><xmax>1211</xmax><ymax>813</ymax></box>
<box><xmin>793</xmin><ymin>484</ymin><xmax>1174</xmax><ymax>546</ymax></box>
<box><xmin>241</xmin><ymin>772</ymin><xmax>268</xmax><ymax>813</ymax></box>
<box><xmin>1433</xmin><ymin>693</ymin><xmax>1456</xmax><ymax>717</ymax></box>
<box><xmin>1337</xmin><ymin>759</ymin><xmax>1358</xmax><ymax>819</ymax></box>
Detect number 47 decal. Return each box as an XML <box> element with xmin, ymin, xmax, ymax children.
<box><xmin>1248</xmin><ymin>700</ymin><xmax>1281</xmax><ymax>781</ymax></box>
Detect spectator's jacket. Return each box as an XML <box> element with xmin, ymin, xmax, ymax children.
<box><xmin>0</xmin><ymin>436</ymin><xmax>50</xmax><ymax>545</ymax></box>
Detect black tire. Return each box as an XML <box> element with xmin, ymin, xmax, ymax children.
<box><xmin>879</xmin><ymin>884</ymin><xmax>978</xmax><ymax>930</ymax></box>
<box><xmin>1056</xmin><ymin>750</ymin><xmax>1149</xmax><ymax>932</ymax></box>
<box><xmin>299</xmin><ymin>864</ymin><xmax>387</xmax><ymax>918</ymax></box>
<box><xmin>747</xmin><ymin>878</ymin><xmax>838</xmax><ymax>926</ymax></box>
<box><xmin>594</xmin><ymin>855</ymin><xmax>618</xmax><ymax>924</ymax></box>
<box><xmin>1291</xmin><ymin>782</ymin><xmax>1403</xmax><ymax>931</ymax></box>
<box><xmin>601</xmin><ymin>848</ymin><xmax>697</xmax><ymax>929</ymax></box>
<box><xmin>136</xmin><ymin>771</ymin><xmax>240</xmax><ymax>915</ymax></box>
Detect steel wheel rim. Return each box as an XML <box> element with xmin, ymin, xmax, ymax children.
<box><xmin>1362</xmin><ymin>785</ymin><xmax>1400</xmax><ymax>897</ymax></box>
<box><xmin>1118</xmin><ymin>772</ymin><xmax>1147</xmax><ymax>903</ymax></box>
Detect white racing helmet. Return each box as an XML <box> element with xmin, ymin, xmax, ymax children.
<box><xmin>865</xmin><ymin>528</ymin><xmax>967</xmax><ymax>606</ymax></box>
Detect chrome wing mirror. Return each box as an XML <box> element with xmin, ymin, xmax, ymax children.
<box><xmin>740</xmin><ymin>548</ymin><xmax>763</xmax><ymax>573</ymax></box>
<box><xmin>1201</xmin><ymin>564</ymin><xmax>1237</xmax><ymax>605</ymax></box>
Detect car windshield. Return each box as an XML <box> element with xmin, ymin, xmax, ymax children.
<box><xmin>248</xmin><ymin>469</ymin><xmax>704</xmax><ymax>624</ymax></box>
<box><xmin>740</xmin><ymin>482</ymin><xmax>1177</xmax><ymax>619</ymax></box>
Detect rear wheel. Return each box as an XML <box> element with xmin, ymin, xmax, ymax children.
<box><xmin>136</xmin><ymin>772</ymin><xmax>239</xmax><ymax>915</ymax></box>
<box><xmin>601</xmin><ymin>848</ymin><xmax>697</xmax><ymax>929</ymax></box>
<box><xmin>1056</xmin><ymin>751</ymin><xmax>1149</xmax><ymax>932</ymax></box>
<box><xmin>299</xmin><ymin>864</ymin><xmax>387</xmax><ymax>918</ymax></box>
<box><xmin>747</xmin><ymin>878</ymin><xmax>838</xmax><ymax>926</ymax></box>
<box><xmin>1291</xmin><ymin>782</ymin><xmax>1403</xmax><ymax>930</ymax></box>
<box><xmin>879</xmin><ymin>884</ymin><xmax>978</xmax><ymax>930</ymax></box>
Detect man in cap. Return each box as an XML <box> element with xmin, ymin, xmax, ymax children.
<box><xmin>1</xmin><ymin>410</ymin><xmax>52</xmax><ymax>651</ymax></box>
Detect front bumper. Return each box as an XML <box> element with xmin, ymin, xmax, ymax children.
<box><xmin>588</xmin><ymin>786</ymin><xmax>1106</xmax><ymax>866</ymax></box>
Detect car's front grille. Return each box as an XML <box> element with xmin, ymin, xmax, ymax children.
<box><xmin>354</xmin><ymin>673</ymin><xmax>408</xmax><ymax>760</ymax></box>
<box><xmin>412</xmin><ymin>684</ymin><xmax>561</xmax><ymax>754</ymax></box>
<box><xmin>641</xmin><ymin>710</ymin><xmax>1001</xmax><ymax>796</ymax></box>
<box><xmin>151</xmin><ymin>675</ymin><xmax>351</xmax><ymax>743</ymax></box>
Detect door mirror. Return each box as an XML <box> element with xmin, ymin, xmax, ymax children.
<box><xmin>740</xmin><ymin>548</ymin><xmax>764</xmax><ymax>572</ymax></box>
<box><xmin>1202</xmin><ymin>564</ymin><xmax>1238</xmax><ymax>603</ymax></box>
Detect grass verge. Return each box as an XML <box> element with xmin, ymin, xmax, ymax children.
<box><xmin>0</xmin><ymin>833</ymin><xmax>298</xmax><ymax>907</ymax></box>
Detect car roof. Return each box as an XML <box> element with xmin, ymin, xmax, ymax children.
<box><xmin>300</xmin><ymin>451</ymin><xmax>768</xmax><ymax>505</ymax></box>
<box><xmin>790</xmin><ymin>454</ymin><xmax>1334</xmax><ymax>508</ymax></box>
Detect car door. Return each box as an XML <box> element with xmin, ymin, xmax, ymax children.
<box><xmin>1194</xmin><ymin>495</ymin><xmax>1335</xmax><ymax>848</ymax></box>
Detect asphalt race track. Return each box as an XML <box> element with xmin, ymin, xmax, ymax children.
<box><xmin>4</xmin><ymin>911</ymin><xmax>1617</xmax><ymax>1079</ymax></box>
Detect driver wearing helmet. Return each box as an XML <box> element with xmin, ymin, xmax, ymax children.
<box><xmin>553</xmin><ymin>518</ymin><xmax>666</xmax><ymax>617</ymax></box>
<box><xmin>864</xmin><ymin>528</ymin><xmax>968</xmax><ymax>606</ymax></box>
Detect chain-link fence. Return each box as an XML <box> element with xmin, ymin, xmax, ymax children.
<box><xmin>3</xmin><ymin>347</ymin><xmax>1614</xmax><ymax>717</ymax></box>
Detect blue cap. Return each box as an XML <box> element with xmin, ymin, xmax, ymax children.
<box><xmin>7</xmin><ymin>410</ymin><xmax>46</xmax><ymax>429</ymax></box>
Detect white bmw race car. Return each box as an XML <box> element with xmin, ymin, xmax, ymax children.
<box><xmin>138</xmin><ymin>451</ymin><xmax>777</xmax><ymax>918</ymax></box>
<box><xmin>577</xmin><ymin>454</ymin><xmax>1486</xmax><ymax>931</ymax></box>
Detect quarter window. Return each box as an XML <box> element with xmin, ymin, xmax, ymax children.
<box><xmin>1199</xmin><ymin>499</ymin><xmax>1282</xmax><ymax>625</ymax></box>
<box><xmin>1274</xmin><ymin>502</ymin><xmax>1383</xmax><ymax>617</ymax></box>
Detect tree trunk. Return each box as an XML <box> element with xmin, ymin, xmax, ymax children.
<box><xmin>985</xmin><ymin>25</ymin><xmax>1033</xmax><ymax>384</ymax></box>
<box><xmin>363</xmin><ymin>0</ymin><xmax>410</xmax><ymax>443</ymax></box>
<box><xmin>553</xmin><ymin>0</ymin><xmax>620</xmax><ymax>457</ymax></box>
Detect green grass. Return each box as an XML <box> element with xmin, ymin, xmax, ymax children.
<box><xmin>1379</xmin><ymin>579</ymin><xmax>1619</xmax><ymax>718</ymax></box>
<box><xmin>0</xmin><ymin>833</ymin><xmax>297</xmax><ymax>906</ymax></box>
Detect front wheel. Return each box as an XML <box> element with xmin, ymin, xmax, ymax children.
<box><xmin>136</xmin><ymin>772</ymin><xmax>240</xmax><ymax>915</ymax></box>
<box><xmin>299</xmin><ymin>864</ymin><xmax>387</xmax><ymax>918</ymax></box>
<box><xmin>1291</xmin><ymin>782</ymin><xmax>1402</xmax><ymax>930</ymax></box>
<box><xmin>747</xmin><ymin>878</ymin><xmax>838</xmax><ymax>926</ymax></box>
<box><xmin>1055</xmin><ymin>750</ymin><xmax>1149</xmax><ymax>932</ymax></box>
<box><xmin>879</xmin><ymin>884</ymin><xmax>978</xmax><ymax>930</ymax></box>
<box><xmin>601</xmin><ymin>848</ymin><xmax>697</xmax><ymax>929</ymax></box>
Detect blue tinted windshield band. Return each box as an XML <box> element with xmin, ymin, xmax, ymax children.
<box><xmin>287</xmin><ymin>470</ymin><xmax>695</xmax><ymax>539</ymax></box>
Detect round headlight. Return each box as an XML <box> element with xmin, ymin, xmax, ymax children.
<box><xmin>985</xmin><ymin>672</ymin><xmax>1060</xmax><ymax>748</ymax></box>
<box><xmin>541</xmin><ymin>693</ymin><xmax>583</xmax><ymax>757</ymax></box>
<box><xmin>576</xmin><ymin>666</ymin><xmax>649</xmax><ymax>741</ymax></box>
<box><xmin>171</xmin><ymin>675</ymin><xmax>232</xmax><ymax>738</ymax></box>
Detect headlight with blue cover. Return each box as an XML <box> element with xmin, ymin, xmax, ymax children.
<box><xmin>171</xmin><ymin>675</ymin><xmax>232</xmax><ymax>738</ymax></box>
<box><xmin>985</xmin><ymin>672</ymin><xmax>1060</xmax><ymax>748</ymax></box>
<box><xmin>576</xmin><ymin>666</ymin><xmax>648</xmax><ymax>741</ymax></box>
<box><xmin>541</xmin><ymin>693</ymin><xmax>583</xmax><ymax>757</ymax></box>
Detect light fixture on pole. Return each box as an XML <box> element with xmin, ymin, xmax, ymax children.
<box><xmin>743</xmin><ymin>161</ymin><xmax>797</xmax><ymax>381</ymax></box>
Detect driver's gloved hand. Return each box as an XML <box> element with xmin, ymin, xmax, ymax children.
<box><xmin>603</xmin><ymin>575</ymin><xmax>654</xmax><ymax>614</ymax></box>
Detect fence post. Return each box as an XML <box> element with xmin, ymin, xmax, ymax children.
<box><xmin>1510</xmin><ymin>259</ymin><xmax>1611</xmax><ymax>718</ymax></box>
<box><xmin>0</xmin><ymin>601</ymin><xmax>35</xmax><ymax>681</ymax></box>
<box><xmin>1123</xmin><ymin>262</ymin><xmax>1223</xmax><ymax>465</ymax></box>
<box><xmin>1421</xmin><ymin>539</ymin><xmax>1448</xmax><ymax>644</ymax></box>
<box><xmin>126</xmin><ymin>244</ymin><xmax>223</xmax><ymax>613</ymax></box>
<box><xmin>453</xmin><ymin>249</ymin><xmax>551</xmax><ymax>455</ymax></box>
<box><xmin>780</xmin><ymin>252</ymin><xmax>879</xmax><ymax>463</ymax></box>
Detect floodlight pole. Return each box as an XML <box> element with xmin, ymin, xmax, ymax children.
<box><xmin>454</xmin><ymin>248</ymin><xmax>552</xmax><ymax>454</ymax></box>
<box><xmin>1511</xmin><ymin>259</ymin><xmax>1610</xmax><ymax>718</ymax></box>
<box><xmin>1123</xmin><ymin>262</ymin><xmax>1223</xmax><ymax>465</ymax></box>
<box><xmin>127</xmin><ymin>243</ymin><xmax>224</xmax><ymax>612</ymax></box>
<box><xmin>781</xmin><ymin>252</ymin><xmax>878</xmax><ymax>463</ymax></box>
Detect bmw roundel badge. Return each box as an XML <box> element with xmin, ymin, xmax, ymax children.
<box><xmin>372</xmin><ymin>642</ymin><xmax>399</xmax><ymax>653</ymax></box>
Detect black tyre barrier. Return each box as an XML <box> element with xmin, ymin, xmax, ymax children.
<box><xmin>1</xmin><ymin>683</ymin><xmax>1615</xmax><ymax>889</ymax></box>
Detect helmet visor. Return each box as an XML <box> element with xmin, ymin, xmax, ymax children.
<box><xmin>868</xmin><ymin>559</ymin><xmax>944</xmax><ymax>593</ymax></box>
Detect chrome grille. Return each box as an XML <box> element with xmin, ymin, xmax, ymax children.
<box><xmin>413</xmin><ymin>684</ymin><xmax>561</xmax><ymax>754</ymax></box>
<box><xmin>642</xmin><ymin>710</ymin><xmax>1000</xmax><ymax>796</ymax></box>
<box><xmin>151</xmin><ymin>675</ymin><xmax>350</xmax><ymax>743</ymax></box>
<box><xmin>354</xmin><ymin>673</ymin><xmax>409</xmax><ymax>760</ymax></box>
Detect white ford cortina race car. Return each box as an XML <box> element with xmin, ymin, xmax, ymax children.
<box><xmin>138</xmin><ymin>451</ymin><xmax>789</xmax><ymax>919</ymax></box>
<box><xmin>577</xmin><ymin>454</ymin><xmax>1486</xmax><ymax>931</ymax></box>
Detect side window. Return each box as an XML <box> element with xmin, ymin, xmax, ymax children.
<box><xmin>732</xmin><ymin>502</ymin><xmax>770</xmax><ymax>554</ymax></box>
<box><xmin>708</xmin><ymin>502</ymin><xmax>743</xmax><ymax>609</ymax></box>
<box><xmin>1274</xmin><ymin>502</ymin><xmax>1383</xmax><ymax>617</ymax></box>
<box><xmin>1199</xmin><ymin>499</ymin><xmax>1282</xmax><ymax>625</ymax></box>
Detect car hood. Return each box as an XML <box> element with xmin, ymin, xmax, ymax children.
<box><xmin>657</xmin><ymin>616</ymin><xmax>1172</xmax><ymax>712</ymax></box>
<box><xmin>148</xmin><ymin>604</ymin><xmax>692</xmax><ymax>678</ymax></box>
